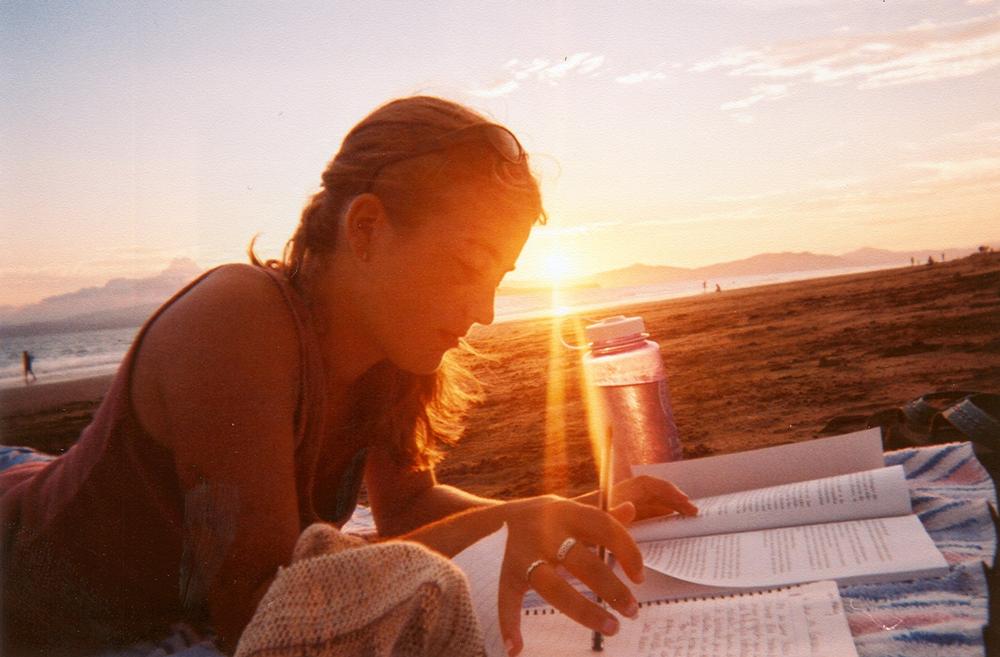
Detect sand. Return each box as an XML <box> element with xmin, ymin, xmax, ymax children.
<box><xmin>0</xmin><ymin>374</ymin><xmax>113</xmax><ymax>454</ymax></box>
<box><xmin>2</xmin><ymin>253</ymin><xmax>999</xmax><ymax>499</ymax></box>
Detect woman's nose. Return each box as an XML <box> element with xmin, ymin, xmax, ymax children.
<box><xmin>467</xmin><ymin>285</ymin><xmax>496</xmax><ymax>326</ymax></box>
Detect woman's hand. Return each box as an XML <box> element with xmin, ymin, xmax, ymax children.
<box><xmin>575</xmin><ymin>475</ymin><xmax>699</xmax><ymax>522</ymax></box>
<box><xmin>497</xmin><ymin>496</ymin><xmax>645</xmax><ymax>656</ymax></box>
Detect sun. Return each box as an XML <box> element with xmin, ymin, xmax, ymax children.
<box><xmin>540</xmin><ymin>252</ymin><xmax>575</xmax><ymax>284</ymax></box>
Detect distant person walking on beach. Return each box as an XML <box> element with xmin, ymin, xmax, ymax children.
<box><xmin>1</xmin><ymin>96</ymin><xmax>695</xmax><ymax>656</ymax></box>
<box><xmin>715</xmin><ymin>283</ymin><xmax>722</xmax><ymax>292</ymax></box>
<box><xmin>21</xmin><ymin>350</ymin><xmax>36</xmax><ymax>385</ymax></box>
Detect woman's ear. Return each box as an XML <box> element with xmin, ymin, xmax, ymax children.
<box><xmin>343</xmin><ymin>193</ymin><xmax>386</xmax><ymax>263</ymax></box>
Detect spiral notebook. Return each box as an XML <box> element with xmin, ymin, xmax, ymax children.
<box><xmin>519</xmin><ymin>580</ymin><xmax>856</xmax><ymax>657</ymax></box>
<box><xmin>454</xmin><ymin>526</ymin><xmax>858</xmax><ymax>657</ymax></box>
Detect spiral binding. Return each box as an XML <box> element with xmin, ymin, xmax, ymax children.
<box><xmin>523</xmin><ymin>585</ymin><xmax>785</xmax><ymax>615</ymax></box>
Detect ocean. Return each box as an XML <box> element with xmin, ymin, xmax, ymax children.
<box><xmin>1</xmin><ymin>325</ymin><xmax>140</xmax><ymax>389</ymax></box>
<box><xmin>0</xmin><ymin>264</ymin><xmax>891</xmax><ymax>390</ymax></box>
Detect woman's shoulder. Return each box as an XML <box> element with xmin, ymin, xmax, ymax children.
<box><xmin>155</xmin><ymin>263</ymin><xmax>294</xmax><ymax>333</ymax></box>
<box><xmin>131</xmin><ymin>263</ymin><xmax>302</xmax><ymax>449</ymax></box>
<box><xmin>133</xmin><ymin>265</ymin><xmax>301</xmax><ymax>408</ymax></box>
<box><xmin>194</xmin><ymin>262</ymin><xmax>286</xmax><ymax>300</ymax></box>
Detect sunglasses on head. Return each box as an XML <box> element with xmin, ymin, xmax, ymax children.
<box><xmin>364</xmin><ymin>123</ymin><xmax>526</xmax><ymax>191</ymax></box>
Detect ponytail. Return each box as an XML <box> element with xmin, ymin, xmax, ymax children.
<box><xmin>248</xmin><ymin>95</ymin><xmax>543</xmax><ymax>469</ymax></box>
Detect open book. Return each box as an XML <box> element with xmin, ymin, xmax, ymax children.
<box><xmin>453</xmin><ymin>429</ymin><xmax>947</xmax><ymax>657</ymax></box>
<box><xmin>625</xmin><ymin>428</ymin><xmax>948</xmax><ymax>602</ymax></box>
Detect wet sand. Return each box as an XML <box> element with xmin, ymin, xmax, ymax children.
<box><xmin>3</xmin><ymin>253</ymin><xmax>999</xmax><ymax>499</ymax></box>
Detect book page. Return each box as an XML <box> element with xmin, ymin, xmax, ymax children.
<box><xmin>630</xmin><ymin>466</ymin><xmax>911</xmax><ymax>542</ymax></box>
<box><xmin>452</xmin><ymin>524</ymin><xmax>509</xmax><ymax>657</ymax></box>
<box><xmin>639</xmin><ymin>514</ymin><xmax>947</xmax><ymax>588</ymax></box>
<box><xmin>520</xmin><ymin>580</ymin><xmax>857</xmax><ymax>657</ymax></box>
<box><xmin>633</xmin><ymin>429</ymin><xmax>883</xmax><ymax>500</ymax></box>
<box><xmin>798</xmin><ymin>581</ymin><xmax>858</xmax><ymax>657</ymax></box>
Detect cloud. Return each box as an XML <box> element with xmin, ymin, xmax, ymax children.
<box><xmin>472</xmin><ymin>53</ymin><xmax>607</xmax><ymax>96</ymax></box>
<box><xmin>894</xmin><ymin>120</ymin><xmax>1000</xmax><ymax>153</ymax></box>
<box><xmin>0</xmin><ymin>258</ymin><xmax>203</xmax><ymax>323</ymax></box>
<box><xmin>946</xmin><ymin>120</ymin><xmax>1000</xmax><ymax>143</ymax></box>
<box><xmin>533</xmin><ymin>221</ymin><xmax>622</xmax><ymax>237</ymax></box>
<box><xmin>707</xmin><ymin>189</ymin><xmax>787</xmax><ymax>203</ymax></box>
<box><xmin>719</xmin><ymin>83</ymin><xmax>789</xmax><ymax>110</ymax></box>
<box><xmin>695</xmin><ymin>9</ymin><xmax>1000</xmax><ymax>109</ymax></box>
<box><xmin>690</xmin><ymin>47</ymin><xmax>758</xmax><ymax>73</ymax></box>
<box><xmin>470</xmin><ymin>80</ymin><xmax>520</xmax><ymax>98</ymax></box>
<box><xmin>810</xmin><ymin>176</ymin><xmax>865</xmax><ymax>191</ymax></box>
<box><xmin>615</xmin><ymin>70</ymin><xmax>668</xmax><ymax>84</ymax></box>
<box><xmin>904</xmin><ymin>157</ymin><xmax>1000</xmax><ymax>181</ymax></box>
<box><xmin>813</xmin><ymin>139</ymin><xmax>847</xmax><ymax>155</ymax></box>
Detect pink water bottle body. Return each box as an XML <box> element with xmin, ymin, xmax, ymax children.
<box><xmin>583</xmin><ymin>316</ymin><xmax>682</xmax><ymax>487</ymax></box>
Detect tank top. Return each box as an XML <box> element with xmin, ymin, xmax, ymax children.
<box><xmin>1</xmin><ymin>264</ymin><xmax>369</xmax><ymax>654</ymax></box>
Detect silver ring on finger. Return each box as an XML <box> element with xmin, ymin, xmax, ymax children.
<box><xmin>555</xmin><ymin>537</ymin><xmax>578</xmax><ymax>563</ymax></box>
<box><xmin>525</xmin><ymin>559</ymin><xmax>548</xmax><ymax>584</ymax></box>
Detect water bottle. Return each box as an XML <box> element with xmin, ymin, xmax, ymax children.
<box><xmin>582</xmin><ymin>315</ymin><xmax>682</xmax><ymax>488</ymax></box>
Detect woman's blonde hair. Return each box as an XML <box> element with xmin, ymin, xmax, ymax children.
<box><xmin>251</xmin><ymin>96</ymin><xmax>545</xmax><ymax>469</ymax></box>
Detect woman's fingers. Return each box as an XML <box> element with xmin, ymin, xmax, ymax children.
<box><xmin>497</xmin><ymin>567</ymin><xmax>526</xmax><ymax>657</ymax></box>
<box><xmin>497</xmin><ymin>495</ymin><xmax>655</xmax><ymax>653</ymax></box>
<box><xmin>614</xmin><ymin>476</ymin><xmax>699</xmax><ymax>519</ymax></box>
<box><xmin>558</xmin><ymin>541</ymin><xmax>639</xmax><ymax>619</ymax></box>
<box><xmin>609</xmin><ymin>501</ymin><xmax>637</xmax><ymax>524</ymax></box>
<box><xmin>560</xmin><ymin>502</ymin><xmax>644</xmax><ymax>584</ymax></box>
<box><xmin>527</xmin><ymin>561</ymin><xmax>622</xmax><ymax>636</ymax></box>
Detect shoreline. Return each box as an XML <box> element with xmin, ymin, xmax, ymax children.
<box><xmin>0</xmin><ymin>259</ymin><xmax>984</xmax><ymax>418</ymax></box>
<box><xmin>0</xmin><ymin>373</ymin><xmax>115</xmax><ymax>417</ymax></box>
<box><xmin>493</xmin><ymin>262</ymin><xmax>898</xmax><ymax>325</ymax></box>
<box><xmin>3</xmin><ymin>254</ymin><xmax>998</xmax><ymax>485</ymax></box>
<box><xmin>0</xmin><ymin>263</ymin><xmax>901</xmax><ymax>397</ymax></box>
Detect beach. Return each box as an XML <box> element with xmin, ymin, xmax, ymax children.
<box><xmin>3</xmin><ymin>253</ymin><xmax>999</xmax><ymax>499</ymax></box>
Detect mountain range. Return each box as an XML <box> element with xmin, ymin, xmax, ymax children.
<box><xmin>0</xmin><ymin>245</ymin><xmax>987</xmax><ymax>335</ymax></box>
<box><xmin>504</xmin><ymin>245</ymin><xmax>981</xmax><ymax>292</ymax></box>
<box><xmin>0</xmin><ymin>258</ymin><xmax>203</xmax><ymax>336</ymax></box>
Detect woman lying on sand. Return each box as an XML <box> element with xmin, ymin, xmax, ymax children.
<box><xmin>1</xmin><ymin>96</ymin><xmax>695</xmax><ymax>655</ymax></box>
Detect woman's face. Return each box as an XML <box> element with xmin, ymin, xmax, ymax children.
<box><xmin>360</xmin><ymin>192</ymin><xmax>533</xmax><ymax>374</ymax></box>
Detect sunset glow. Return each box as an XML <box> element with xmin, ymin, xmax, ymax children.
<box><xmin>540</xmin><ymin>252</ymin><xmax>576</xmax><ymax>284</ymax></box>
<box><xmin>2</xmin><ymin>3</ymin><xmax>999</xmax><ymax>307</ymax></box>
<box><xmin>542</xmin><ymin>310</ymin><xmax>610</xmax><ymax>498</ymax></box>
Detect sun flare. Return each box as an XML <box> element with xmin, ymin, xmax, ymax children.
<box><xmin>540</xmin><ymin>252</ymin><xmax>575</xmax><ymax>284</ymax></box>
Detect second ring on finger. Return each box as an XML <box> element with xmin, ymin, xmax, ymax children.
<box><xmin>555</xmin><ymin>537</ymin><xmax>578</xmax><ymax>563</ymax></box>
<box><xmin>552</xmin><ymin>539</ymin><xmax>639</xmax><ymax>619</ymax></box>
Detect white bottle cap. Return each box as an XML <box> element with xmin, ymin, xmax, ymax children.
<box><xmin>584</xmin><ymin>315</ymin><xmax>646</xmax><ymax>345</ymax></box>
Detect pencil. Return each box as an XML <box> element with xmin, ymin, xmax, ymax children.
<box><xmin>592</xmin><ymin>427</ymin><xmax>613</xmax><ymax>651</ymax></box>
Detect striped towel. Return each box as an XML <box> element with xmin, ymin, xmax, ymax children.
<box><xmin>2</xmin><ymin>442</ymin><xmax>994</xmax><ymax>656</ymax></box>
<box><xmin>843</xmin><ymin>441</ymin><xmax>995</xmax><ymax>657</ymax></box>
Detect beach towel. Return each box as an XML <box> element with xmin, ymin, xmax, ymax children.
<box><xmin>844</xmin><ymin>442</ymin><xmax>996</xmax><ymax>657</ymax></box>
<box><xmin>0</xmin><ymin>443</ymin><xmax>994</xmax><ymax>656</ymax></box>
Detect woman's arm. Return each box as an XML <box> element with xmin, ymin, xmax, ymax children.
<box><xmin>131</xmin><ymin>265</ymin><xmax>303</xmax><ymax>651</ymax></box>
<box><xmin>366</xmin><ymin>438</ymin><xmax>697</xmax><ymax>536</ymax></box>
<box><xmin>368</xmin><ymin>450</ymin><xmax>697</xmax><ymax>655</ymax></box>
<box><xmin>364</xmin><ymin>445</ymin><xmax>500</xmax><ymax>537</ymax></box>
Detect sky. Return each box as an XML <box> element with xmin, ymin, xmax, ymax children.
<box><xmin>2</xmin><ymin>1</ymin><xmax>999</xmax><ymax>307</ymax></box>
